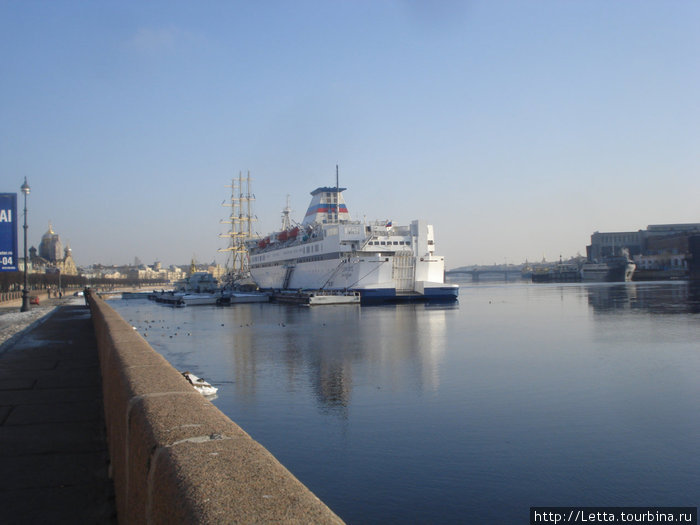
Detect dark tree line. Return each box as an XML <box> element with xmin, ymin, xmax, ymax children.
<box><xmin>0</xmin><ymin>271</ymin><xmax>168</xmax><ymax>293</ymax></box>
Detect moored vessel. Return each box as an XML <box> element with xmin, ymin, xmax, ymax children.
<box><xmin>272</xmin><ymin>290</ymin><xmax>361</xmax><ymax>306</ymax></box>
<box><xmin>531</xmin><ymin>260</ymin><xmax>581</xmax><ymax>283</ymax></box>
<box><xmin>581</xmin><ymin>249</ymin><xmax>636</xmax><ymax>282</ymax></box>
<box><xmin>247</xmin><ymin>176</ymin><xmax>458</xmax><ymax>304</ymax></box>
<box><xmin>151</xmin><ymin>271</ymin><xmax>223</xmax><ymax>306</ymax></box>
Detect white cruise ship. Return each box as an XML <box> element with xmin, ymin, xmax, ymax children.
<box><xmin>247</xmin><ymin>185</ymin><xmax>458</xmax><ymax>303</ymax></box>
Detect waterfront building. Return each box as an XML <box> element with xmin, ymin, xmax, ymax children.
<box><xmin>636</xmin><ymin>230</ymin><xmax>693</xmax><ymax>272</ymax></box>
<box><xmin>126</xmin><ymin>262</ymin><xmax>186</xmax><ymax>282</ymax></box>
<box><xmin>586</xmin><ymin>223</ymin><xmax>700</xmax><ymax>278</ymax></box>
<box><xmin>586</xmin><ymin>230</ymin><xmax>645</xmax><ymax>261</ymax></box>
<box><xmin>88</xmin><ymin>262</ymin><xmax>185</xmax><ymax>282</ymax></box>
<box><xmin>690</xmin><ymin>236</ymin><xmax>700</xmax><ymax>281</ymax></box>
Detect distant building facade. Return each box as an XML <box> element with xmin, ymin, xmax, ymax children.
<box><xmin>587</xmin><ymin>223</ymin><xmax>700</xmax><ymax>274</ymax></box>
<box><xmin>587</xmin><ymin>230</ymin><xmax>645</xmax><ymax>261</ymax></box>
<box><xmin>39</xmin><ymin>223</ymin><xmax>63</xmax><ymax>262</ymax></box>
<box><xmin>90</xmin><ymin>262</ymin><xmax>184</xmax><ymax>282</ymax></box>
<box><xmin>28</xmin><ymin>223</ymin><xmax>78</xmax><ymax>276</ymax></box>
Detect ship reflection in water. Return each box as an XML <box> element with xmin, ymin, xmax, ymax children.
<box><xmin>112</xmin><ymin>282</ymin><xmax>700</xmax><ymax>525</ymax></box>
<box><xmin>223</xmin><ymin>304</ymin><xmax>450</xmax><ymax>418</ymax></box>
<box><xmin>586</xmin><ymin>281</ymin><xmax>700</xmax><ymax>314</ymax></box>
<box><xmin>140</xmin><ymin>302</ymin><xmax>451</xmax><ymax>422</ymax></box>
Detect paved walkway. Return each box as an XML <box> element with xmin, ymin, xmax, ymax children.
<box><xmin>0</xmin><ymin>303</ymin><xmax>117</xmax><ymax>524</ymax></box>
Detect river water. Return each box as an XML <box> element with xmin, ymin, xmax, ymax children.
<box><xmin>111</xmin><ymin>280</ymin><xmax>700</xmax><ymax>524</ymax></box>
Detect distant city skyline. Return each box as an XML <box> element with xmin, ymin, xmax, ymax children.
<box><xmin>2</xmin><ymin>1</ymin><xmax>698</xmax><ymax>269</ymax></box>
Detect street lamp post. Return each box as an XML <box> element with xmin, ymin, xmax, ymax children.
<box><xmin>20</xmin><ymin>177</ymin><xmax>31</xmax><ymax>312</ymax></box>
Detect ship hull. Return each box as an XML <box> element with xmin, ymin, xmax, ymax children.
<box><xmin>249</xmin><ymin>216</ymin><xmax>458</xmax><ymax>304</ymax></box>
<box><xmin>250</xmin><ymin>256</ymin><xmax>458</xmax><ymax>304</ymax></box>
<box><xmin>581</xmin><ymin>262</ymin><xmax>636</xmax><ymax>282</ymax></box>
<box><xmin>359</xmin><ymin>286</ymin><xmax>459</xmax><ymax>304</ymax></box>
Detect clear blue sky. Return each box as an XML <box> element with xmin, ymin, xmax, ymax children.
<box><xmin>2</xmin><ymin>1</ymin><xmax>698</xmax><ymax>268</ymax></box>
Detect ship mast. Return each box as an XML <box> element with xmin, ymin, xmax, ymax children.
<box><xmin>281</xmin><ymin>194</ymin><xmax>292</xmax><ymax>230</ymax></box>
<box><xmin>335</xmin><ymin>164</ymin><xmax>339</xmax><ymax>224</ymax></box>
<box><xmin>245</xmin><ymin>171</ymin><xmax>255</xmax><ymax>243</ymax></box>
<box><xmin>220</xmin><ymin>171</ymin><xmax>257</xmax><ymax>280</ymax></box>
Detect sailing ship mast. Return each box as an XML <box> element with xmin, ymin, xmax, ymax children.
<box><xmin>220</xmin><ymin>171</ymin><xmax>257</xmax><ymax>279</ymax></box>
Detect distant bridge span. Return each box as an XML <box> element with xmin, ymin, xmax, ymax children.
<box><xmin>446</xmin><ymin>269</ymin><xmax>522</xmax><ymax>282</ymax></box>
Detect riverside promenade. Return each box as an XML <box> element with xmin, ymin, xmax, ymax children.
<box><xmin>0</xmin><ymin>294</ymin><xmax>344</xmax><ymax>524</ymax></box>
<box><xmin>0</xmin><ymin>297</ymin><xmax>117</xmax><ymax>523</ymax></box>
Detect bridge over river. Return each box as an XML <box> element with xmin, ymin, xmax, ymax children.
<box><xmin>446</xmin><ymin>268</ymin><xmax>524</xmax><ymax>282</ymax></box>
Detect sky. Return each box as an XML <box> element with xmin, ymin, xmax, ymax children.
<box><xmin>1</xmin><ymin>1</ymin><xmax>698</xmax><ymax>269</ymax></box>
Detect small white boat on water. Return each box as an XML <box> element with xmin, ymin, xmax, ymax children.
<box><xmin>182</xmin><ymin>371</ymin><xmax>218</xmax><ymax>396</ymax></box>
<box><xmin>273</xmin><ymin>290</ymin><xmax>361</xmax><ymax>305</ymax></box>
<box><xmin>223</xmin><ymin>291</ymin><xmax>270</xmax><ymax>304</ymax></box>
<box><xmin>152</xmin><ymin>271</ymin><xmax>223</xmax><ymax>306</ymax></box>
<box><xmin>151</xmin><ymin>270</ymin><xmax>268</xmax><ymax>306</ymax></box>
<box><xmin>178</xmin><ymin>292</ymin><xmax>222</xmax><ymax>306</ymax></box>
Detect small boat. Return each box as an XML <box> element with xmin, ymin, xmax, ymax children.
<box><xmin>121</xmin><ymin>291</ymin><xmax>152</xmax><ymax>299</ymax></box>
<box><xmin>220</xmin><ymin>291</ymin><xmax>270</xmax><ymax>304</ymax></box>
<box><xmin>151</xmin><ymin>291</ymin><xmax>186</xmax><ymax>306</ymax></box>
<box><xmin>273</xmin><ymin>290</ymin><xmax>361</xmax><ymax>305</ymax></box>
<box><xmin>151</xmin><ymin>271</ymin><xmax>226</xmax><ymax>306</ymax></box>
<box><xmin>182</xmin><ymin>371</ymin><xmax>218</xmax><ymax>396</ymax></box>
<box><xmin>178</xmin><ymin>293</ymin><xmax>222</xmax><ymax>306</ymax></box>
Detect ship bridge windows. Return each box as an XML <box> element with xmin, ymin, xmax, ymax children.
<box><xmin>303</xmin><ymin>244</ymin><xmax>321</xmax><ymax>253</ymax></box>
<box><xmin>370</xmin><ymin>240</ymin><xmax>411</xmax><ymax>246</ymax></box>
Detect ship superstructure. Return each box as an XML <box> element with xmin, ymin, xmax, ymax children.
<box><xmin>247</xmin><ymin>183</ymin><xmax>458</xmax><ymax>303</ymax></box>
<box><xmin>581</xmin><ymin>248</ymin><xmax>636</xmax><ymax>282</ymax></box>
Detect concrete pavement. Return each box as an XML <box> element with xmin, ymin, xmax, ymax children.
<box><xmin>0</xmin><ymin>303</ymin><xmax>117</xmax><ymax>523</ymax></box>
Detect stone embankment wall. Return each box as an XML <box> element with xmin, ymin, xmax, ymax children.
<box><xmin>0</xmin><ymin>291</ymin><xmax>23</xmax><ymax>303</ymax></box>
<box><xmin>86</xmin><ymin>290</ymin><xmax>343</xmax><ymax>524</ymax></box>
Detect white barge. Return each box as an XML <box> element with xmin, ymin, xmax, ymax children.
<box><xmin>247</xmin><ymin>183</ymin><xmax>458</xmax><ymax>304</ymax></box>
<box><xmin>273</xmin><ymin>290</ymin><xmax>361</xmax><ymax>306</ymax></box>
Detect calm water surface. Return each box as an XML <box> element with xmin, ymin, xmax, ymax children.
<box><xmin>112</xmin><ymin>281</ymin><xmax>700</xmax><ymax>523</ymax></box>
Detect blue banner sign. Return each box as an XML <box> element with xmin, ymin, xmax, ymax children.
<box><xmin>0</xmin><ymin>193</ymin><xmax>19</xmax><ymax>272</ymax></box>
